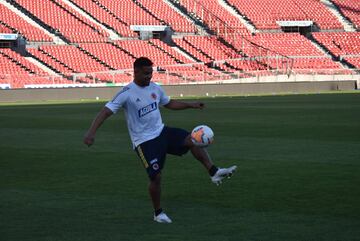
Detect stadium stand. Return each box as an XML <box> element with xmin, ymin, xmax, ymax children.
<box><xmin>278</xmin><ymin>57</ymin><xmax>342</xmax><ymax>70</ymax></box>
<box><xmin>0</xmin><ymin>0</ymin><xmax>359</xmax><ymax>89</ymax></box>
<box><xmin>0</xmin><ymin>3</ymin><xmax>52</xmax><ymax>42</ymax></box>
<box><xmin>27</xmin><ymin>45</ymin><xmax>117</xmax><ymax>83</ymax></box>
<box><xmin>172</xmin><ymin>38</ymin><xmax>213</xmax><ymax>63</ymax></box>
<box><xmin>0</xmin><ymin>50</ymin><xmax>35</xmax><ymax>75</ymax></box>
<box><xmin>38</xmin><ymin>45</ymin><xmax>111</xmax><ymax>73</ymax></box>
<box><xmin>312</xmin><ymin>32</ymin><xmax>360</xmax><ymax>58</ymax></box>
<box><xmin>225</xmin><ymin>59</ymin><xmax>268</xmax><ymax>72</ymax></box>
<box><xmin>250</xmin><ymin>33</ymin><xmax>325</xmax><ymax>57</ymax></box>
<box><xmin>68</xmin><ymin>0</ymin><xmax>137</xmax><ymax>37</ymax></box>
<box><xmin>226</xmin><ymin>0</ymin><xmax>343</xmax><ymax>30</ymax></box>
<box><xmin>149</xmin><ymin>39</ymin><xmax>194</xmax><ymax>64</ymax></box>
<box><xmin>0</xmin><ymin>48</ymin><xmax>48</xmax><ymax>75</ymax></box>
<box><xmin>27</xmin><ymin>48</ymin><xmax>78</xmax><ymax>76</ymax></box>
<box><xmin>134</xmin><ymin>0</ymin><xmax>197</xmax><ymax>33</ymax></box>
<box><xmin>78</xmin><ymin>43</ymin><xmax>135</xmax><ymax>70</ymax></box>
<box><xmin>96</xmin><ymin>0</ymin><xmax>161</xmax><ymax>26</ymax></box>
<box><xmin>343</xmin><ymin>57</ymin><xmax>360</xmax><ymax>69</ymax></box>
<box><xmin>115</xmin><ymin>39</ymin><xmax>183</xmax><ymax>66</ymax></box>
<box><xmin>150</xmin><ymin>39</ymin><xmax>227</xmax><ymax>78</ymax></box>
<box><xmin>331</xmin><ymin>0</ymin><xmax>360</xmax><ymax>30</ymax></box>
<box><xmin>175</xmin><ymin>0</ymin><xmax>250</xmax><ymax>35</ymax></box>
<box><xmin>0</xmin><ymin>48</ymin><xmax>73</xmax><ymax>88</ymax></box>
<box><xmin>113</xmin><ymin>39</ymin><xmax>215</xmax><ymax>82</ymax></box>
<box><xmin>9</xmin><ymin>0</ymin><xmax>109</xmax><ymax>43</ymax></box>
<box><xmin>0</xmin><ymin>24</ymin><xmax>13</xmax><ymax>33</ymax></box>
<box><xmin>181</xmin><ymin>35</ymin><xmax>241</xmax><ymax>60</ymax></box>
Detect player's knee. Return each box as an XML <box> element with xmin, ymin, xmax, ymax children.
<box><xmin>149</xmin><ymin>172</ymin><xmax>161</xmax><ymax>183</ymax></box>
<box><xmin>184</xmin><ymin>134</ymin><xmax>195</xmax><ymax>148</ymax></box>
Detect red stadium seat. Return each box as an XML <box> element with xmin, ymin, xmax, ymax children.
<box><xmin>1</xmin><ymin>0</ymin><xmax>357</xmax><ymax>88</ymax></box>
<box><xmin>313</xmin><ymin>32</ymin><xmax>360</xmax><ymax>58</ymax></box>
<box><xmin>331</xmin><ymin>0</ymin><xmax>360</xmax><ymax>30</ymax></box>
<box><xmin>12</xmin><ymin>0</ymin><xmax>109</xmax><ymax>43</ymax></box>
<box><xmin>0</xmin><ymin>4</ymin><xmax>52</xmax><ymax>42</ymax></box>
<box><xmin>226</xmin><ymin>0</ymin><xmax>343</xmax><ymax>30</ymax></box>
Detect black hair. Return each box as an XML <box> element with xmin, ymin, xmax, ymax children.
<box><xmin>134</xmin><ymin>57</ymin><xmax>153</xmax><ymax>69</ymax></box>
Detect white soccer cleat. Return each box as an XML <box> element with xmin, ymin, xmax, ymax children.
<box><xmin>211</xmin><ymin>165</ymin><xmax>237</xmax><ymax>186</ymax></box>
<box><xmin>154</xmin><ymin>212</ymin><xmax>172</xmax><ymax>223</ymax></box>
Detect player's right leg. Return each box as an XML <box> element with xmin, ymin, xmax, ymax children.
<box><xmin>148</xmin><ymin>173</ymin><xmax>161</xmax><ymax>213</ymax></box>
<box><xmin>148</xmin><ymin>173</ymin><xmax>172</xmax><ymax>223</ymax></box>
<box><xmin>135</xmin><ymin>131</ymin><xmax>172</xmax><ymax>223</ymax></box>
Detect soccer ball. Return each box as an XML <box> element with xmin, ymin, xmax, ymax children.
<box><xmin>191</xmin><ymin>125</ymin><xmax>214</xmax><ymax>147</ymax></box>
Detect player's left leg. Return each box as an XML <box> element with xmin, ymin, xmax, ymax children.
<box><xmin>183</xmin><ymin>135</ymin><xmax>237</xmax><ymax>185</ymax></box>
<box><xmin>184</xmin><ymin>135</ymin><xmax>213</xmax><ymax>169</ymax></box>
<box><xmin>165</xmin><ymin>126</ymin><xmax>237</xmax><ymax>185</ymax></box>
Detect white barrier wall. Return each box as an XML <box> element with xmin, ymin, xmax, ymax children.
<box><xmin>0</xmin><ymin>81</ymin><xmax>356</xmax><ymax>103</ymax></box>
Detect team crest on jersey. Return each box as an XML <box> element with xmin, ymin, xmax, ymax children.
<box><xmin>152</xmin><ymin>163</ymin><xmax>159</xmax><ymax>171</ymax></box>
<box><xmin>151</xmin><ymin>93</ymin><xmax>157</xmax><ymax>100</ymax></box>
<box><xmin>138</xmin><ymin>102</ymin><xmax>158</xmax><ymax>117</ymax></box>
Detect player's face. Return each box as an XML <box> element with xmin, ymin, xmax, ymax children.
<box><xmin>135</xmin><ymin>66</ymin><xmax>153</xmax><ymax>86</ymax></box>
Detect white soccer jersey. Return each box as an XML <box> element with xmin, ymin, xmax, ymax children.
<box><xmin>105</xmin><ymin>82</ymin><xmax>170</xmax><ymax>148</ymax></box>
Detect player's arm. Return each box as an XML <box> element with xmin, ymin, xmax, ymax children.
<box><xmin>83</xmin><ymin>107</ymin><xmax>113</xmax><ymax>147</ymax></box>
<box><xmin>164</xmin><ymin>99</ymin><xmax>205</xmax><ymax>110</ymax></box>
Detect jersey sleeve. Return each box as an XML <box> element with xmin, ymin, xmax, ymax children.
<box><xmin>158</xmin><ymin>85</ymin><xmax>170</xmax><ymax>106</ymax></box>
<box><xmin>105</xmin><ymin>86</ymin><xmax>130</xmax><ymax>113</ymax></box>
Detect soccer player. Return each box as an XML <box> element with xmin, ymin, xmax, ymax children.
<box><xmin>83</xmin><ymin>57</ymin><xmax>237</xmax><ymax>223</ymax></box>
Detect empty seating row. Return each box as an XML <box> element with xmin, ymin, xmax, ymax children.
<box><xmin>332</xmin><ymin>0</ymin><xmax>360</xmax><ymax>30</ymax></box>
<box><xmin>39</xmin><ymin>45</ymin><xmax>111</xmax><ymax>73</ymax></box>
<box><xmin>115</xmin><ymin>39</ymin><xmax>181</xmax><ymax>66</ymax></box>
<box><xmin>0</xmin><ymin>48</ymin><xmax>48</xmax><ymax>75</ymax></box>
<box><xmin>0</xmin><ymin>52</ymin><xmax>31</xmax><ymax>75</ymax></box>
<box><xmin>222</xmin><ymin>57</ymin><xmax>345</xmax><ymax>75</ymax></box>
<box><xmin>226</xmin><ymin>59</ymin><xmax>268</xmax><ymax>72</ymax></box>
<box><xmin>97</xmin><ymin>0</ymin><xmax>161</xmax><ymax>27</ymax></box>
<box><xmin>12</xmin><ymin>0</ymin><xmax>109</xmax><ymax>43</ymax></box>
<box><xmin>0</xmin><ymin>48</ymin><xmax>74</xmax><ymax>88</ymax></box>
<box><xmin>227</xmin><ymin>0</ymin><xmax>343</xmax><ymax>30</ymax></box>
<box><xmin>78</xmin><ymin>43</ymin><xmax>135</xmax><ymax>70</ymax></box>
<box><xmin>313</xmin><ymin>32</ymin><xmax>360</xmax><ymax>58</ymax></box>
<box><xmin>182</xmin><ymin>35</ymin><xmax>242</xmax><ymax>60</ymax></box>
<box><xmin>68</xmin><ymin>0</ymin><xmax>137</xmax><ymax>37</ymax></box>
<box><xmin>0</xmin><ymin>24</ymin><xmax>13</xmax><ymax>33</ymax></box>
<box><xmin>0</xmin><ymin>3</ymin><xmax>52</xmax><ymax>42</ymax></box>
<box><xmin>173</xmin><ymin>37</ymin><xmax>213</xmax><ymax>63</ymax></box>
<box><xmin>284</xmin><ymin>57</ymin><xmax>342</xmax><ymax>70</ymax></box>
<box><xmin>344</xmin><ymin>57</ymin><xmax>360</xmax><ymax>69</ymax></box>
<box><xmin>149</xmin><ymin>39</ymin><xmax>194</xmax><ymax>64</ymax></box>
<box><xmin>134</xmin><ymin>0</ymin><xmax>196</xmax><ymax>33</ymax></box>
<box><xmin>177</xmin><ymin>0</ymin><xmax>250</xmax><ymax>36</ymax></box>
<box><xmin>27</xmin><ymin>45</ymin><xmax>111</xmax><ymax>80</ymax></box>
<box><xmin>250</xmin><ymin>33</ymin><xmax>325</xmax><ymax>57</ymax></box>
<box><xmin>27</xmin><ymin>47</ymin><xmax>75</xmax><ymax>76</ymax></box>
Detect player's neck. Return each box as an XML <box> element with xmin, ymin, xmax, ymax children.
<box><xmin>134</xmin><ymin>79</ymin><xmax>150</xmax><ymax>87</ymax></box>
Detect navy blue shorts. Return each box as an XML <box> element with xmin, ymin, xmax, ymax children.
<box><xmin>135</xmin><ymin>126</ymin><xmax>190</xmax><ymax>180</ymax></box>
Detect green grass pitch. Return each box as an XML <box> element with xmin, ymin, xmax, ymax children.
<box><xmin>1</xmin><ymin>93</ymin><xmax>360</xmax><ymax>241</ymax></box>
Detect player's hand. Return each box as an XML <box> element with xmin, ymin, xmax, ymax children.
<box><xmin>191</xmin><ymin>102</ymin><xmax>205</xmax><ymax>109</ymax></box>
<box><xmin>83</xmin><ymin>132</ymin><xmax>95</xmax><ymax>147</ymax></box>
